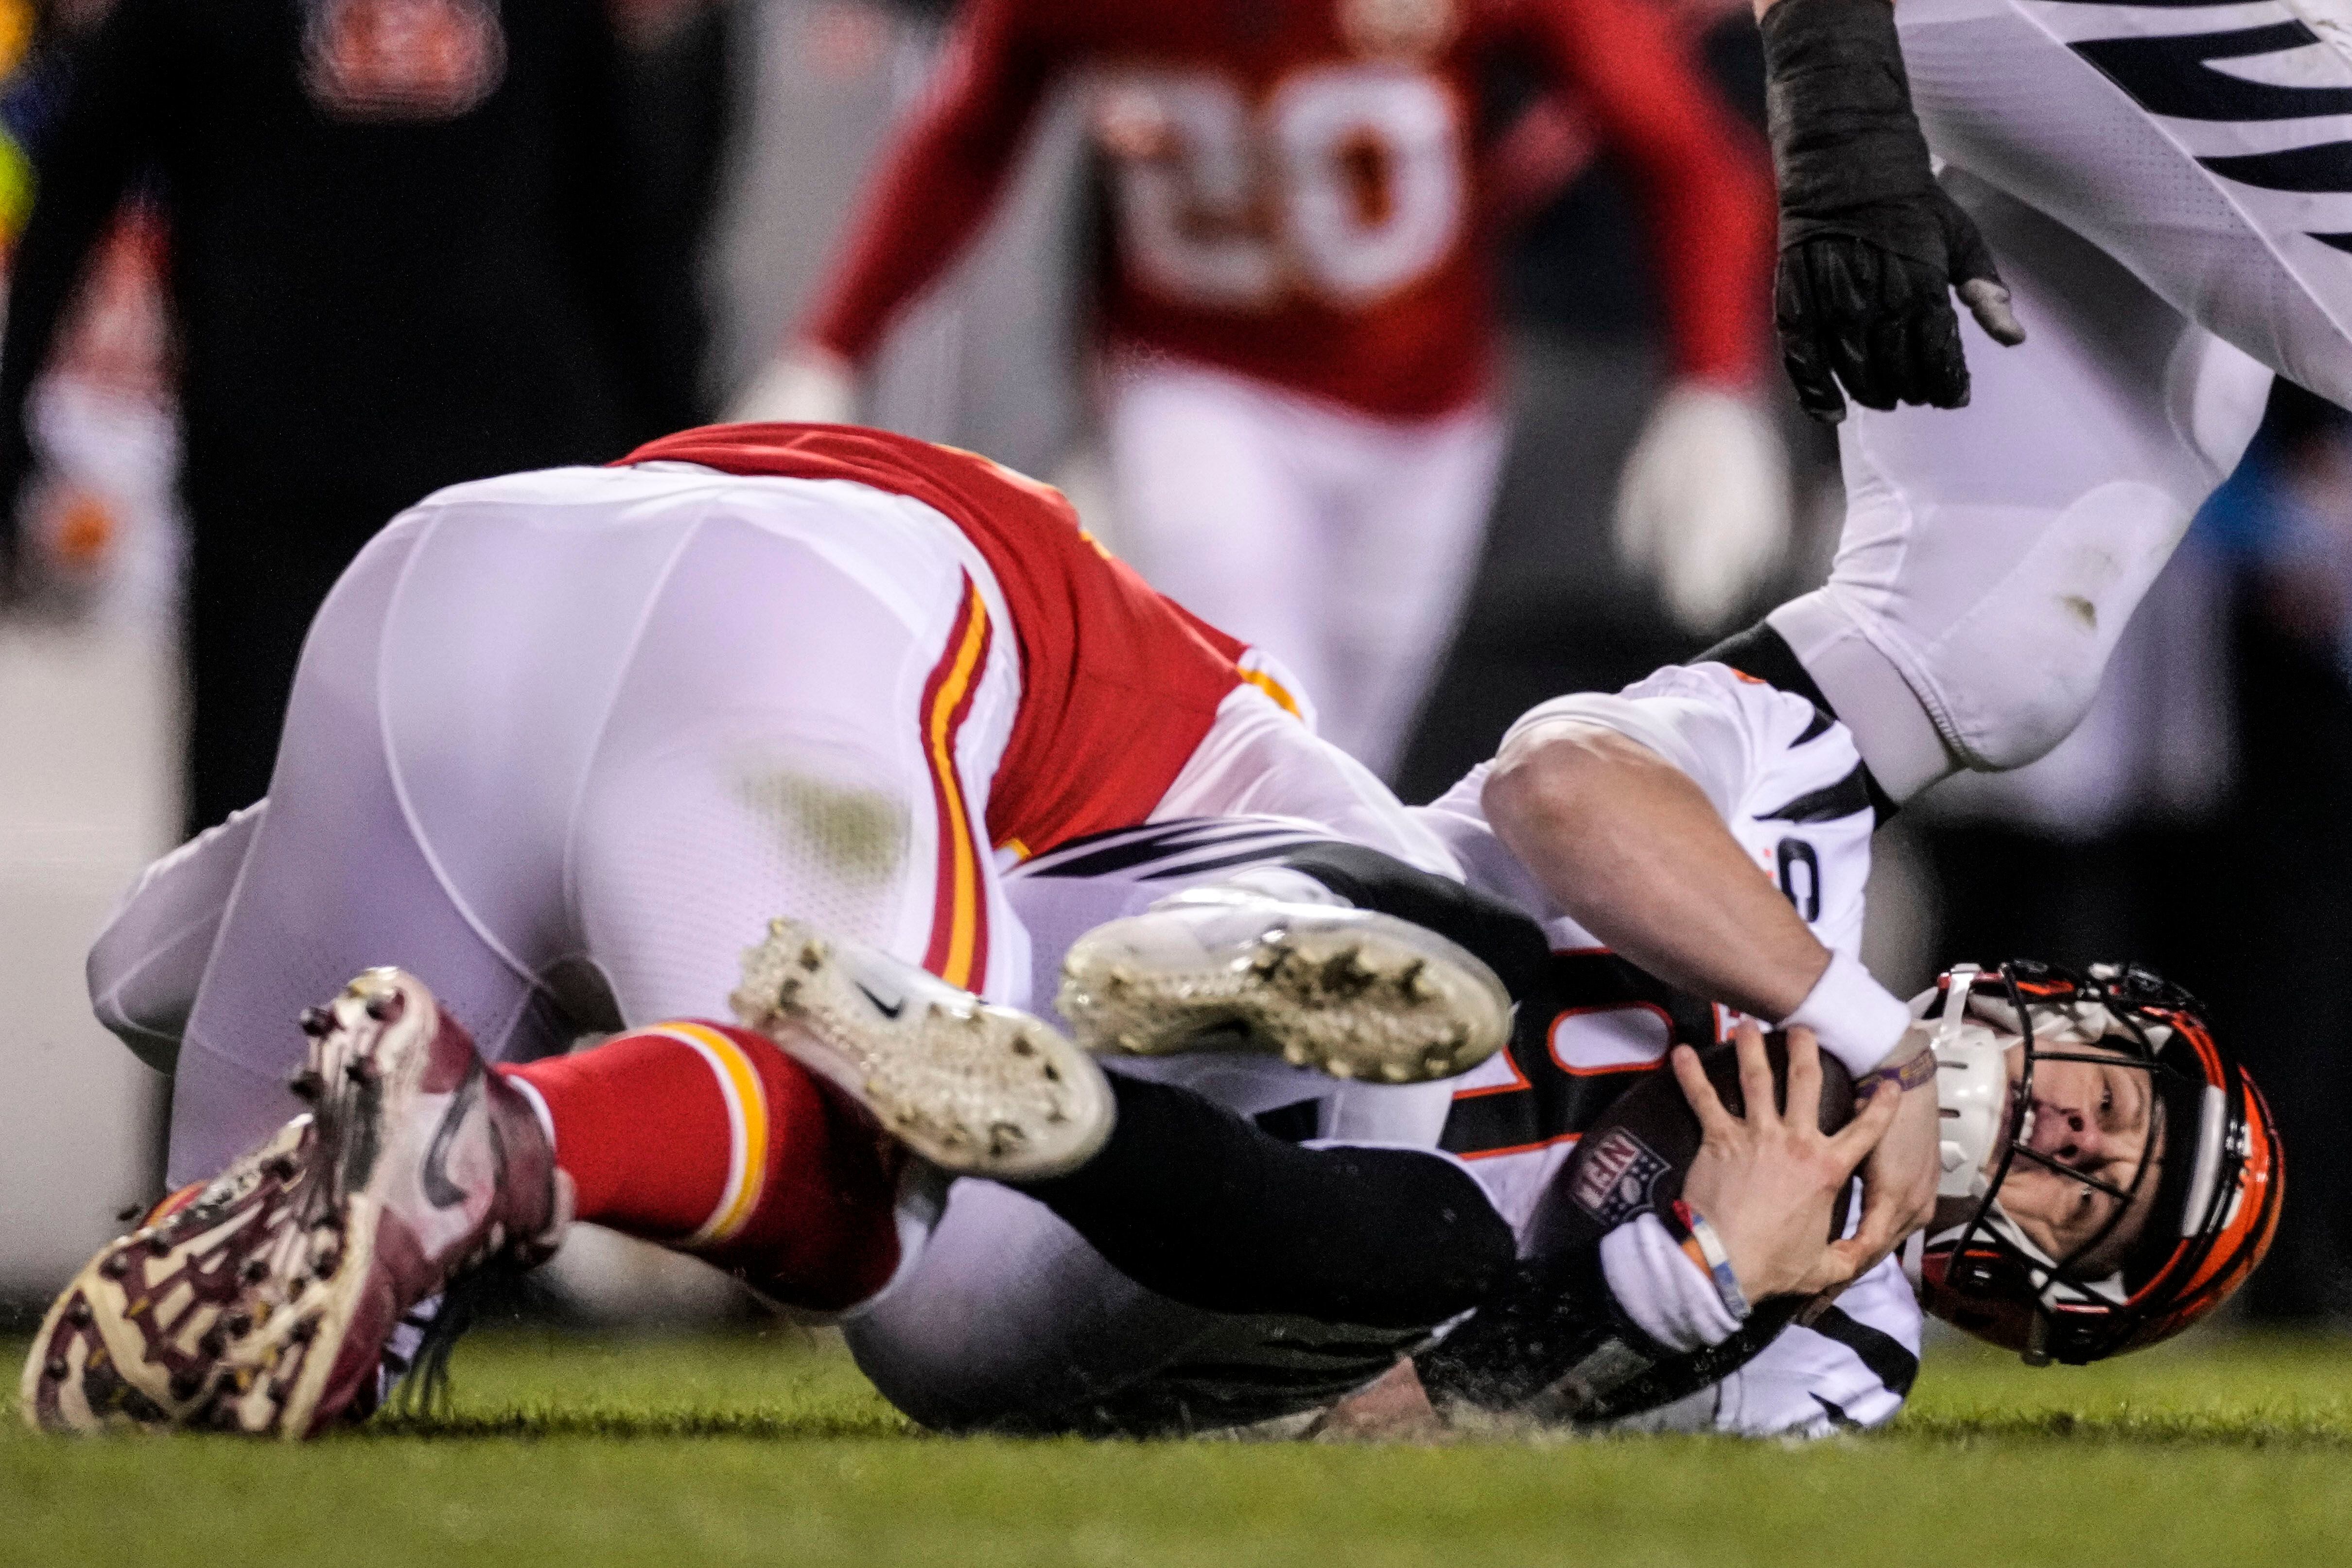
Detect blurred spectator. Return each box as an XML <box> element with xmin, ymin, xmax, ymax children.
<box><xmin>735</xmin><ymin>0</ymin><xmax>1777</xmax><ymax>780</ymax></box>
<box><xmin>0</xmin><ymin>0</ymin><xmax>706</xmax><ymax>836</ymax></box>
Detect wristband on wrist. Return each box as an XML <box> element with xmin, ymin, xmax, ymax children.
<box><xmin>1781</xmin><ymin>949</ymin><xmax>1913</xmax><ymax>1076</ymax></box>
<box><xmin>1854</xmin><ymin>1050</ymin><xmax>1937</xmax><ymax>1098</ymax></box>
<box><xmin>1661</xmin><ymin>1199</ymin><xmax>1751</xmax><ymax>1323</ymax></box>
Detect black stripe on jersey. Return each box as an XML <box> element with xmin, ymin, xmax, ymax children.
<box><xmin>1794</xmin><ymin>707</ymin><xmax>1833</xmax><ymax>745</ymax></box>
<box><xmin>2073</xmin><ymin>24</ymin><xmax>2352</xmax><ymax>122</ymax></box>
<box><xmin>1757</xmin><ymin>764</ymin><xmax>1874</xmax><ymax>825</ymax></box>
<box><xmin>1134</xmin><ymin>844</ymin><xmax>1343</xmax><ymax>882</ymax></box>
<box><xmin>1016</xmin><ymin>819</ymin><xmax>1328</xmax><ymax>879</ymax></box>
<box><xmin>2311</xmin><ymin>232</ymin><xmax>2352</xmax><ymax>254</ymax></box>
<box><xmin>1811</xmin><ymin>1394</ymin><xmax>1862</xmax><ymax>1431</ymax></box>
<box><xmin>2200</xmin><ymin>141</ymin><xmax>2352</xmax><ymax>194</ymax></box>
<box><xmin>1805</xmin><ymin>1306</ymin><xmax>1920</xmax><ymax>1398</ymax></box>
<box><xmin>1697</xmin><ymin>620</ymin><xmax>1896</xmax><ymax>823</ymax></box>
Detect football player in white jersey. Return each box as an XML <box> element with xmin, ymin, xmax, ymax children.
<box><xmin>835</xmin><ymin>631</ymin><xmax>2281</xmax><ymax>1439</ymax></box>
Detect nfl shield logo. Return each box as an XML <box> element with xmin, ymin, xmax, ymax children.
<box><xmin>1568</xmin><ymin>1126</ymin><xmax>1672</xmax><ymax>1227</ymax></box>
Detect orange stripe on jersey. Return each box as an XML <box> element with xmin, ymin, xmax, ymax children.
<box><xmin>919</xmin><ymin>574</ymin><xmax>993</xmax><ymax>989</ymax></box>
<box><xmin>1237</xmin><ymin>666</ymin><xmax>1303</xmax><ymax>720</ymax></box>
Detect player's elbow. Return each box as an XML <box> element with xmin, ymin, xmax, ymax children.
<box><xmin>1483</xmin><ymin>723</ymin><xmax>1673</xmax><ymax>851</ymax></box>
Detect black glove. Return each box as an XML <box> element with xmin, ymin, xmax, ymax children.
<box><xmin>1763</xmin><ymin>0</ymin><xmax>2024</xmax><ymax>423</ymax></box>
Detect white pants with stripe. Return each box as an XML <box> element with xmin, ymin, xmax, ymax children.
<box><xmin>1106</xmin><ymin>359</ymin><xmax>1508</xmax><ymax>781</ymax></box>
<box><xmin>1775</xmin><ymin>0</ymin><xmax>2352</xmax><ymax>793</ymax></box>
<box><xmin>120</xmin><ymin>462</ymin><xmax>1434</xmax><ymax>1188</ymax></box>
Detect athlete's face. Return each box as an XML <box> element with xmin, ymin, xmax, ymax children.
<box><xmin>1986</xmin><ymin>1038</ymin><xmax>2165</xmax><ymax>1269</ymax></box>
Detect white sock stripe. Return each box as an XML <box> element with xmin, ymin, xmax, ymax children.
<box><xmin>505</xmin><ymin>1075</ymin><xmax>558</xmax><ymax>1154</ymax></box>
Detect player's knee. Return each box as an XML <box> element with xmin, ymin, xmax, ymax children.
<box><xmin>1888</xmin><ymin>484</ymin><xmax>2202</xmax><ymax>773</ymax></box>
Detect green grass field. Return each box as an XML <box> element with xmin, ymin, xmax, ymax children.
<box><xmin>7</xmin><ymin>1325</ymin><xmax>2352</xmax><ymax>1568</ymax></box>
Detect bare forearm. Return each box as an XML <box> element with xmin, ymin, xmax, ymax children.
<box><xmin>1482</xmin><ymin>724</ymin><xmax>1829</xmax><ymax>1021</ymax></box>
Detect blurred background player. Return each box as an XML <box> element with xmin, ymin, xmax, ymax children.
<box><xmin>0</xmin><ymin>0</ymin><xmax>708</xmax><ymax>840</ymax></box>
<box><xmin>732</xmin><ymin>0</ymin><xmax>1779</xmax><ymax>777</ymax></box>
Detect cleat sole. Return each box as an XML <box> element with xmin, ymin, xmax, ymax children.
<box><xmin>1058</xmin><ymin>905</ymin><xmax>1511</xmax><ymax>1085</ymax></box>
<box><xmin>732</xmin><ymin>919</ymin><xmax>1113</xmax><ymax>1181</ymax></box>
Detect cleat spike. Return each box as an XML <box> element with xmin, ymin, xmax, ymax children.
<box><xmin>298</xmin><ymin>1005</ymin><xmax>335</xmax><ymax>1037</ymax></box>
<box><xmin>43</xmin><ymin>1357</ymin><xmax>67</xmax><ymax>1381</ymax></box>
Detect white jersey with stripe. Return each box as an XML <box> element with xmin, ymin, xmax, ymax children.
<box><xmin>1419</xmin><ymin>659</ymin><xmax>1876</xmax><ymax>1226</ymax></box>
<box><xmin>954</xmin><ymin>660</ymin><xmax>1919</xmax><ymax>1435</ymax></box>
<box><xmin>1416</xmin><ymin>658</ymin><xmax>1917</xmax><ymax>1434</ymax></box>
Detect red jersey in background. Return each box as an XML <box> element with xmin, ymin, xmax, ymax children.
<box><xmin>800</xmin><ymin>0</ymin><xmax>1771</xmax><ymax>421</ymax></box>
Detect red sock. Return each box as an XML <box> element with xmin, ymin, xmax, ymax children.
<box><xmin>500</xmin><ymin>1022</ymin><xmax>902</xmax><ymax>1311</ymax></box>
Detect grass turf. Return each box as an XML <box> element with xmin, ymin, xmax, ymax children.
<box><xmin>5</xmin><ymin>1325</ymin><xmax>2351</xmax><ymax>1567</ymax></box>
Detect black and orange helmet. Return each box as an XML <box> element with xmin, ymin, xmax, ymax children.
<box><xmin>1915</xmin><ymin>961</ymin><xmax>2283</xmax><ymax>1365</ymax></box>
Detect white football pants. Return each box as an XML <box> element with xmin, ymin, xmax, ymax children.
<box><xmin>1774</xmin><ymin>0</ymin><xmax>2352</xmax><ymax>796</ymax></box>
<box><xmin>112</xmin><ymin>463</ymin><xmax>1431</xmax><ymax>1188</ymax></box>
<box><xmin>1106</xmin><ymin>359</ymin><xmax>1508</xmax><ymax>781</ymax></box>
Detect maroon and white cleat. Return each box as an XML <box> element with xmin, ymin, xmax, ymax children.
<box><xmin>20</xmin><ymin>967</ymin><xmax>570</xmax><ymax>1438</ymax></box>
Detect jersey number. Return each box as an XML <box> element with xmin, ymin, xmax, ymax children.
<box><xmin>1096</xmin><ymin>65</ymin><xmax>1465</xmax><ymax>309</ymax></box>
<box><xmin>1440</xmin><ymin>951</ymin><xmax>1719</xmax><ymax>1159</ymax></box>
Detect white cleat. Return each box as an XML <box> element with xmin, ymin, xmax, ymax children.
<box><xmin>732</xmin><ymin>919</ymin><xmax>1114</xmax><ymax>1181</ymax></box>
<box><xmin>1058</xmin><ymin>888</ymin><xmax>1513</xmax><ymax>1084</ymax></box>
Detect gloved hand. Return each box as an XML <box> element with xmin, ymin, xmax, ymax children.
<box><xmin>726</xmin><ymin>345</ymin><xmax>858</xmax><ymax>426</ymax></box>
<box><xmin>1763</xmin><ymin>0</ymin><xmax>2024</xmax><ymax>423</ymax></box>
<box><xmin>1615</xmin><ymin>381</ymin><xmax>1792</xmax><ymax>634</ymax></box>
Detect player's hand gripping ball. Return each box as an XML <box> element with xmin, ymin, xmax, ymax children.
<box><xmin>1512</xmin><ymin>1022</ymin><xmax>1898</xmax><ymax>1425</ymax></box>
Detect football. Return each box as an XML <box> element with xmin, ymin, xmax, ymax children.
<box><xmin>1523</xmin><ymin>1032</ymin><xmax>1859</xmax><ymax>1423</ymax></box>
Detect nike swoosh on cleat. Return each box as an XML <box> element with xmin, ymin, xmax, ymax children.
<box><xmin>854</xmin><ymin>981</ymin><xmax>906</xmax><ymax>1019</ymax></box>
<box><xmin>420</xmin><ymin>1067</ymin><xmax>483</xmax><ymax>1209</ymax></box>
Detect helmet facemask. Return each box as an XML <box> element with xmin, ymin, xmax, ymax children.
<box><xmin>1915</xmin><ymin>961</ymin><xmax>2255</xmax><ymax>1365</ymax></box>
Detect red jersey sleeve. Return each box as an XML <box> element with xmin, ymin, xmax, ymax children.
<box><xmin>797</xmin><ymin>0</ymin><xmax>1061</xmax><ymax>362</ymax></box>
<box><xmin>1516</xmin><ymin>0</ymin><xmax>1774</xmax><ymax>387</ymax></box>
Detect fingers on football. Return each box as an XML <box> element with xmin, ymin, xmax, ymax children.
<box><xmin>1671</xmin><ymin>1043</ymin><xmax>1739</xmax><ymax>1138</ymax></box>
<box><xmin>1784</xmin><ymin>1024</ymin><xmax>1823</xmax><ymax>1131</ymax></box>
<box><xmin>1732</xmin><ymin>1019</ymin><xmax>1778</xmax><ymax>1125</ymax></box>
<box><xmin>1842</xmin><ymin>1165</ymin><xmax>1911</xmax><ymax>1271</ymax></box>
<box><xmin>1807</xmin><ymin>1238</ymin><xmax>1877</xmax><ymax>1294</ymax></box>
<box><xmin>1828</xmin><ymin>1076</ymin><xmax>1904</xmax><ymax>1170</ymax></box>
